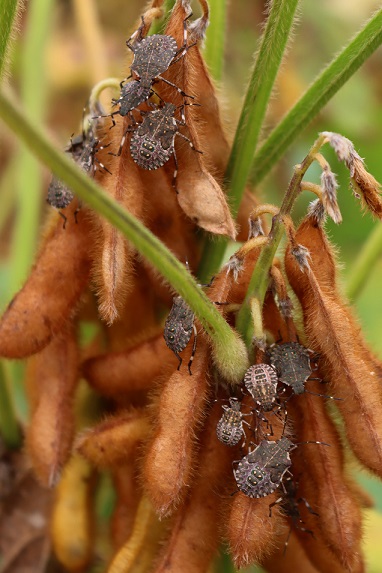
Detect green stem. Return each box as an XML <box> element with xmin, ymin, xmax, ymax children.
<box><xmin>250</xmin><ymin>7</ymin><xmax>382</xmax><ymax>186</ymax></box>
<box><xmin>0</xmin><ymin>361</ymin><xmax>22</xmax><ymax>449</ymax></box>
<box><xmin>0</xmin><ymin>89</ymin><xmax>248</xmax><ymax>380</ymax></box>
<box><xmin>0</xmin><ymin>0</ymin><xmax>20</xmax><ymax>79</ymax></box>
<box><xmin>236</xmin><ymin>135</ymin><xmax>327</xmax><ymax>348</ymax></box>
<box><xmin>203</xmin><ymin>0</ymin><xmax>227</xmax><ymax>82</ymax></box>
<box><xmin>198</xmin><ymin>0</ymin><xmax>299</xmax><ymax>281</ymax></box>
<box><xmin>346</xmin><ymin>224</ymin><xmax>382</xmax><ymax>301</ymax></box>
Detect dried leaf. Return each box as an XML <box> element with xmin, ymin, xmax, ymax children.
<box><xmin>25</xmin><ymin>326</ymin><xmax>79</xmax><ymax>487</ymax></box>
<box><xmin>76</xmin><ymin>410</ymin><xmax>149</xmax><ymax>469</ymax></box>
<box><xmin>284</xmin><ymin>214</ymin><xmax>382</xmax><ymax>478</ymax></box>
<box><xmin>82</xmin><ymin>330</ymin><xmax>177</xmax><ymax>399</ymax></box>
<box><xmin>153</xmin><ymin>402</ymin><xmax>233</xmax><ymax>573</ymax></box>
<box><xmin>143</xmin><ymin>334</ymin><xmax>211</xmax><ymax>517</ymax></box>
<box><xmin>0</xmin><ymin>205</ymin><xmax>92</xmax><ymax>358</ymax></box>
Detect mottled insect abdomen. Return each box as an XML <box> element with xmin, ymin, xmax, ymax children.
<box><xmin>130</xmin><ymin>103</ymin><xmax>178</xmax><ymax>170</ymax></box>
<box><xmin>244</xmin><ymin>364</ymin><xmax>279</xmax><ymax>411</ymax></box>
<box><xmin>130</xmin><ymin>34</ymin><xmax>178</xmax><ymax>87</ymax></box>
<box><xmin>269</xmin><ymin>342</ymin><xmax>313</xmax><ymax>395</ymax></box>
<box><xmin>216</xmin><ymin>398</ymin><xmax>246</xmax><ymax>447</ymax></box>
<box><xmin>234</xmin><ymin>438</ymin><xmax>293</xmax><ymax>498</ymax></box>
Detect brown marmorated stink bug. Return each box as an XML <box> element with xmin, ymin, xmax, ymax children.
<box><xmin>269</xmin><ymin>342</ymin><xmax>314</xmax><ymax>395</ymax></box>
<box><xmin>243</xmin><ymin>363</ymin><xmax>279</xmax><ymax>412</ymax></box>
<box><xmin>129</xmin><ymin>102</ymin><xmax>200</xmax><ymax>190</ymax></box>
<box><xmin>233</xmin><ymin>437</ymin><xmax>328</xmax><ymax>498</ymax></box>
<box><xmin>233</xmin><ymin>437</ymin><xmax>294</xmax><ymax>498</ymax></box>
<box><xmin>269</xmin><ymin>342</ymin><xmax>340</xmax><ymax>401</ymax></box>
<box><xmin>163</xmin><ymin>295</ymin><xmax>197</xmax><ymax>375</ymax></box>
<box><xmin>105</xmin><ymin>13</ymin><xmax>194</xmax><ymax>126</ymax></box>
<box><xmin>47</xmin><ymin>122</ymin><xmax>110</xmax><ymax>227</ymax></box>
<box><xmin>216</xmin><ymin>398</ymin><xmax>250</xmax><ymax>447</ymax></box>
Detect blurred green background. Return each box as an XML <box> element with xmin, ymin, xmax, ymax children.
<box><xmin>2</xmin><ymin>0</ymin><xmax>382</xmax><ymax>571</ymax></box>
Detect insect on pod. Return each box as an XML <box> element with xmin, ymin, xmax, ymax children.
<box><xmin>163</xmin><ymin>295</ymin><xmax>197</xmax><ymax>375</ymax></box>
<box><xmin>129</xmin><ymin>103</ymin><xmax>200</xmax><ymax>190</ymax></box>
<box><xmin>243</xmin><ymin>364</ymin><xmax>279</xmax><ymax>412</ymax></box>
<box><xmin>47</xmin><ymin>122</ymin><xmax>111</xmax><ymax>228</ymax></box>
<box><xmin>216</xmin><ymin>398</ymin><xmax>250</xmax><ymax>447</ymax></box>
<box><xmin>269</xmin><ymin>342</ymin><xmax>314</xmax><ymax>395</ymax></box>
<box><xmin>269</xmin><ymin>342</ymin><xmax>340</xmax><ymax>402</ymax></box>
<box><xmin>233</xmin><ymin>437</ymin><xmax>294</xmax><ymax>498</ymax></box>
<box><xmin>268</xmin><ymin>475</ymin><xmax>318</xmax><ymax>552</ymax></box>
<box><xmin>102</xmin><ymin>13</ymin><xmax>195</xmax><ymax>127</ymax></box>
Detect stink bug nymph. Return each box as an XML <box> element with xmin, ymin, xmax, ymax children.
<box><xmin>244</xmin><ymin>363</ymin><xmax>279</xmax><ymax>411</ymax></box>
<box><xmin>216</xmin><ymin>398</ymin><xmax>249</xmax><ymax>447</ymax></box>
<box><xmin>269</xmin><ymin>342</ymin><xmax>340</xmax><ymax>401</ymax></box>
<box><xmin>163</xmin><ymin>295</ymin><xmax>197</xmax><ymax>375</ymax></box>
<box><xmin>233</xmin><ymin>437</ymin><xmax>294</xmax><ymax>498</ymax></box>
<box><xmin>269</xmin><ymin>342</ymin><xmax>313</xmax><ymax>395</ymax></box>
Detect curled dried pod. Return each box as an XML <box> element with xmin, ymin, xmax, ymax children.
<box><xmin>0</xmin><ymin>207</ymin><xmax>92</xmax><ymax>358</ymax></box>
<box><xmin>284</xmin><ymin>213</ymin><xmax>382</xmax><ymax>478</ymax></box>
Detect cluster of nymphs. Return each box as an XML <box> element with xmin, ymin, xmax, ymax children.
<box><xmin>217</xmin><ymin>343</ymin><xmax>331</xmax><ymax>501</ymax></box>
<box><xmin>47</xmin><ymin>4</ymin><xmax>199</xmax><ymax>225</ymax></box>
<box><xmin>3</xmin><ymin>0</ymin><xmax>382</xmax><ymax>572</ymax></box>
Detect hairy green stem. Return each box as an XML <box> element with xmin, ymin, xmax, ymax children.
<box><xmin>250</xmin><ymin>7</ymin><xmax>382</xmax><ymax>186</ymax></box>
<box><xmin>346</xmin><ymin>223</ymin><xmax>382</xmax><ymax>301</ymax></box>
<box><xmin>203</xmin><ymin>0</ymin><xmax>227</xmax><ymax>82</ymax></box>
<box><xmin>0</xmin><ymin>90</ymin><xmax>248</xmax><ymax>380</ymax></box>
<box><xmin>0</xmin><ymin>0</ymin><xmax>20</xmax><ymax>78</ymax></box>
<box><xmin>0</xmin><ymin>361</ymin><xmax>21</xmax><ymax>448</ymax></box>
<box><xmin>236</xmin><ymin>134</ymin><xmax>327</xmax><ymax>349</ymax></box>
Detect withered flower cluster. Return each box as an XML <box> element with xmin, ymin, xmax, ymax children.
<box><xmin>1</xmin><ymin>1</ymin><xmax>382</xmax><ymax>572</ymax></box>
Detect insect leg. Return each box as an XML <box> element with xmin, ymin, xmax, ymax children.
<box><xmin>175</xmin><ymin>352</ymin><xmax>183</xmax><ymax>371</ymax></box>
<box><xmin>156</xmin><ymin>76</ymin><xmax>195</xmax><ymax>99</ymax></box>
<box><xmin>187</xmin><ymin>324</ymin><xmax>198</xmax><ymax>376</ymax></box>
<box><xmin>59</xmin><ymin>211</ymin><xmax>68</xmax><ymax>229</ymax></box>
<box><xmin>297</xmin><ymin>496</ymin><xmax>319</xmax><ymax>516</ymax></box>
<box><xmin>268</xmin><ymin>496</ymin><xmax>282</xmax><ymax>518</ymax></box>
<box><xmin>176</xmin><ymin>131</ymin><xmax>203</xmax><ymax>154</ymax></box>
<box><xmin>171</xmin><ymin>147</ymin><xmax>179</xmax><ymax>193</ymax></box>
